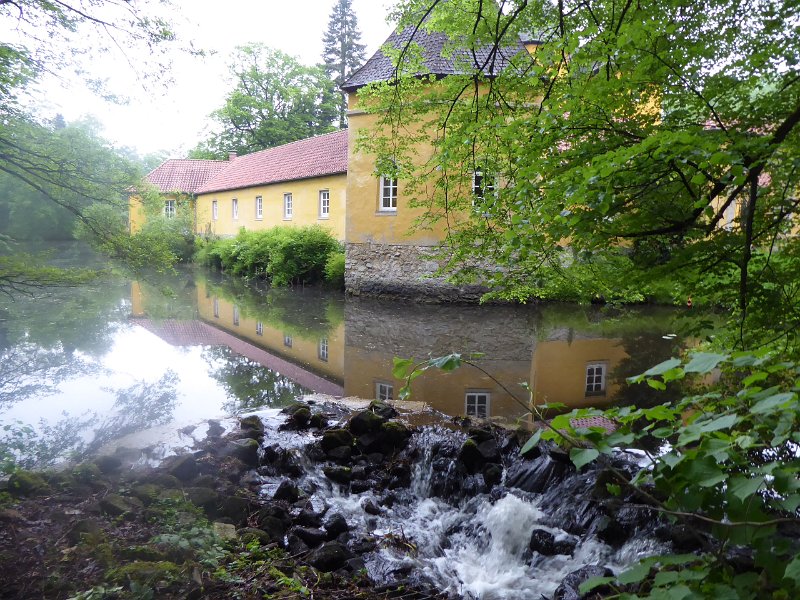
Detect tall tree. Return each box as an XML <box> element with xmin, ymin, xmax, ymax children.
<box><xmin>362</xmin><ymin>0</ymin><xmax>800</xmax><ymax>349</ymax></box>
<box><xmin>191</xmin><ymin>45</ymin><xmax>337</xmax><ymax>158</ymax></box>
<box><xmin>321</xmin><ymin>0</ymin><xmax>367</xmax><ymax>127</ymax></box>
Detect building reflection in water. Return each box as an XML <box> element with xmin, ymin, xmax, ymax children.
<box><xmin>131</xmin><ymin>277</ymin><xmax>683</xmax><ymax>424</ymax></box>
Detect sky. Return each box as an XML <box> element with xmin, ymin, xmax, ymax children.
<box><xmin>24</xmin><ymin>0</ymin><xmax>397</xmax><ymax>158</ymax></box>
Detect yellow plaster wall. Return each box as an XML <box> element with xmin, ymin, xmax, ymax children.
<box><xmin>346</xmin><ymin>93</ymin><xmax>450</xmax><ymax>246</ymax></box>
<box><xmin>195</xmin><ymin>174</ymin><xmax>346</xmax><ymax>240</ymax></box>
<box><xmin>128</xmin><ymin>193</ymin><xmax>193</xmax><ymax>233</ymax></box>
<box><xmin>195</xmin><ymin>282</ymin><xmax>345</xmax><ymax>383</ymax></box>
<box><xmin>530</xmin><ymin>338</ymin><xmax>630</xmax><ymax>409</ymax></box>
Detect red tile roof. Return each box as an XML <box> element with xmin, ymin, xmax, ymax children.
<box><xmin>196</xmin><ymin>130</ymin><xmax>348</xmax><ymax>195</ymax></box>
<box><xmin>145</xmin><ymin>159</ymin><xmax>230</xmax><ymax>194</ymax></box>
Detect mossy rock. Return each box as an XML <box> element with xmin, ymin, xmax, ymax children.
<box><xmin>282</xmin><ymin>402</ymin><xmax>310</xmax><ymax>417</ymax></box>
<box><xmin>131</xmin><ymin>483</ymin><xmax>163</xmax><ymax>504</ymax></box>
<box><xmin>323</xmin><ymin>466</ymin><xmax>352</xmax><ymax>485</ymax></box>
<box><xmin>99</xmin><ymin>493</ymin><xmax>140</xmax><ymax>518</ymax></box>
<box><xmin>237</xmin><ymin>527</ymin><xmax>272</xmax><ymax>545</ymax></box>
<box><xmin>310</xmin><ymin>413</ymin><xmax>329</xmax><ymax>429</ymax></box>
<box><xmin>93</xmin><ymin>455</ymin><xmax>123</xmax><ymax>474</ymax></box>
<box><xmin>380</xmin><ymin>421</ymin><xmax>412</xmax><ymax>451</ymax></box>
<box><xmin>226</xmin><ymin>438</ymin><xmax>261</xmax><ymax>466</ymax></box>
<box><xmin>8</xmin><ymin>470</ymin><xmax>49</xmax><ymax>496</ymax></box>
<box><xmin>321</xmin><ymin>429</ymin><xmax>354</xmax><ymax>452</ymax></box>
<box><xmin>148</xmin><ymin>473</ymin><xmax>182</xmax><ymax>489</ymax></box>
<box><xmin>108</xmin><ymin>560</ymin><xmax>181</xmax><ymax>585</ymax></box>
<box><xmin>184</xmin><ymin>487</ymin><xmax>220</xmax><ymax>510</ymax></box>
<box><xmin>67</xmin><ymin>518</ymin><xmax>105</xmax><ymax>545</ymax></box>
<box><xmin>119</xmin><ymin>545</ymin><xmax>169</xmax><ymax>562</ymax></box>
<box><xmin>368</xmin><ymin>399</ymin><xmax>398</xmax><ymax>419</ymax></box>
<box><xmin>348</xmin><ymin>409</ymin><xmax>385</xmax><ymax>435</ymax></box>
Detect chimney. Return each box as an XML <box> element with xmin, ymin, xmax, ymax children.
<box><xmin>228</xmin><ymin>152</ymin><xmax>238</xmax><ymax>161</ymax></box>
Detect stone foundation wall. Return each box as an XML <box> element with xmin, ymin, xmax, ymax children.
<box><xmin>345</xmin><ymin>242</ymin><xmax>489</xmax><ymax>303</ymax></box>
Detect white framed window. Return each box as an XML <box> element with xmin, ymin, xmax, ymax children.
<box><xmin>318</xmin><ymin>338</ymin><xmax>328</xmax><ymax>362</ymax></box>
<box><xmin>232</xmin><ymin>198</ymin><xmax>239</xmax><ymax>220</ymax></box>
<box><xmin>319</xmin><ymin>189</ymin><xmax>330</xmax><ymax>218</ymax></box>
<box><xmin>283</xmin><ymin>193</ymin><xmax>293</xmax><ymax>219</ymax></box>
<box><xmin>164</xmin><ymin>199</ymin><xmax>176</xmax><ymax>219</ymax></box>
<box><xmin>212</xmin><ymin>199</ymin><xmax>218</xmax><ymax>220</ymax></box>
<box><xmin>283</xmin><ymin>334</ymin><xmax>293</xmax><ymax>348</ymax></box>
<box><xmin>465</xmin><ymin>391</ymin><xmax>490</xmax><ymax>418</ymax></box>
<box><xmin>255</xmin><ymin>196</ymin><xmax>263</xmax><ymax>220</ymax></box>
<box><xmin>233</xmin><ymin>305</ymin><xmax>240</xmax><ymax>326</ymax></box>
<box><xmin>472</xmin><ymin>166</ymin><xmax>496</xmax><ymax>202</ymax></box>
<box><xmin>256</xmin><ymin>321</ymin><xmax>263</xmax><ymax>336</ymax></box>
<box><xmin>585</xmin><ymin>363</ymin><xmax>607</xmax><ymax>396</ymax></box>
<box><xmin>375</xmin><ymin>382</ymin><xmax>393</xmax><ymax>401</ymax></box>
<box><xmin>213</xmin><ymin>298</ymin><xmax>219</xmax><ymax>318</ymax></box>
<box><xmin>379</xmin><ymin>175</ymin><xmax>398</xmax><ymax>211</ymax></box>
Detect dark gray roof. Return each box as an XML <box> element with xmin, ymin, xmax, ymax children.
<box><xmin>341</xmin><ymin>23</ymin><xmax>528</xmax><ymax>91</ymax></box>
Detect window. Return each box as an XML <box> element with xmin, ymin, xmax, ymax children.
<box><xmin>379</xmin><ymin>175</ymin><xmax>397</xmax><ymax>211</ymax></box>
<box><xmin>256</xmin><ymin>321</ymin><xmax>263</xmax><ymax>336</ymax></box>
<box><xmin>213</xmin><ymin>298</ymin><xmax>219</xmax><ymax>318</ymax></box>
<box><xmin>232</xmin><ymin>198</ymin><xmax>239</xmax><ymax>220</ymax></box>
<box><xmin>283</xmin><ymin>334</ymin><xmax>293</xmax><ymax>348</ymax></box>
<box><xmin>164</xmin><ymin>199</ymin><xmax>176</xmax><ymax>219</ymax></box>
<box><xmin>465</xmin><ymin>391</ymin><xmax>490</xmax><ymax>418</ymax></box>
<box><xmin>283</xmin><ymin>193</ymin><xmax>293</xmax><ymax>219</ymax></box>
<box><xmin>585</xmin><ymin>363</ymin><xmax>606</xmax><ymax>396</ymax></box>
<box><xmin>233</xmin><ymin>305</ymin><xmax>240</xmax><ymax>326</ymax></box>
<box><xmin>375</xmin><ymin>382</ymin><xmax>393</xmax><ymax>401</ymax></box>
<box><xmin>318</xmin><ymin>338</ymin><xmax>328</xmax><ymax>362</ymax></box>
<box><xmin>212</xmin><ymin>200</ymin><xmax>218</xmax><ymax>220</ymax></box>
<box><xmin>255</xmin><ymin>196</ymin><xmax>263</xmax><ymax>220</ymax></box>
<box><xmin>319</xmin><ymin>189</ymin><xmax>330</xmax><ymax>218</ymax></box>
<box><xmin>472</xmin><ymin>166</ymin><xmax>496</xmax><ymax>202</ymax></box>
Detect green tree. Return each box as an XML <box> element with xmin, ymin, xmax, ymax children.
<box><xmin>321</xmin><ymin>0</ymin><xmax>367</xmax><ymax>127</ymax></box>
<box><xmin>191</xmin><ymin>45</ymin><xmax>337</xmax><ymax>158</ymax></box>
<box><xmin>362</xmin><ymin>0</ymin><xmax>800</xmax><ymax>350</ymax></box>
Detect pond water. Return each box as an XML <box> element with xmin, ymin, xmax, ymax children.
<box><xmin>0</xmin><ymin>243</ymin><xmax>688</xmax><ymax>470</ymax></box>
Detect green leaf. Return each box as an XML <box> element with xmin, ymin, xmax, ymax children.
<box><xmin>742</xmin><ymin>371</ymin><xmax>768</xmax><ymax>387</ymax></box>
<box><xmin>698</xmin><ymin>413</ymin><xmax>738</xmax><ymax>433</ymax></box>
<box><xmin>519</xmin><ymin>429</ymin><xmax>542</xmax><ymax>456</ymax></box>
<box><xmin>392</xmin><ymin>357</ymin><xmax>415</xmax><ymax>380</ymax></box>
<box><xmin>617</xmin><ymin>561</ymin><xmax>651</xmax><ymax>584</ymax></box>
<box><xmin>728</xmin><ymin>475</ymin><xmax>764</xmax><ymax>502</ymax></box>
<box><xmin>684</xmin><ymin>352</ymin><xmax>728</xmax><ymax>374</ymax></box>
<box><xmin>647</xmin><ymin>378</ymin><xmax>667</xmax><ymax>390</ymax></box>
<box><xmin>643</xmin><ymin>358</ymin><xmax>682</xmax><ymax>377</ymax></box>
<box><xmin>570</xmin><ymin>447</ymin><xmax>599</xmax><ymax>469</ymax></box>
<box><xmin>751</xmin><ymin>392</ymin><xmax>796</xmax><ymax>414</ymax></box>
<box><xmin>578</xmin><ymin>576</ymin><xmax>615</xmax><ymax>595</ymax></box>
<box><xmin>783</xmin><ymin>556</ymin><xmax>800</xmax><ymax>584</ymax></box>
<box><xmin>430</xmin><ymin>353</ymin><xmax>462</xmax><ymax>372</ymax></box>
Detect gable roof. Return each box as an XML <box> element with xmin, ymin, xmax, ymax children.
<box><xmin>144</xmin><ymin>159</ymin><xmax>229</xmax><ymax>194</ymax></box>
<box><xmin>342</xmin><ymin>22</ymin><xmax>527</xmax><ymax>91</ymax></box>
<box><xmin>196</xmin><ymin>130</ymin><xmax>348</xmax><ymax>195</ymax></box>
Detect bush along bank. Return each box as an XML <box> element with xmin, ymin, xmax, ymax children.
<box><xmin>196</xmin><ymin>226</ymin><xmax>344</xmax><ymax>288</ymax></box>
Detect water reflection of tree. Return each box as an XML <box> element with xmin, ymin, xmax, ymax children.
<box><xmin>200</xmin><ymin>271</ymin><xmax>344</xmax><ymax>341</ymax></box>
<box><xmin>611</xmin><ymin>332</ymin><xmax>684</xmax><ymax>408</ymax></box>
<box><xmin>0</xmin><ymin>371</ymin><xmax>179</xmax><ymax>471</ymax></box>
<box><xmin>202</xmin><ymin>346</ymin><xmax>308</xmax><ymax>414</ymax></box>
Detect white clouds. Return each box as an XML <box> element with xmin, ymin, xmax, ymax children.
<box><xmin>30</xmin><ymin>0</ymin><xmax>395</xmax><ymax>156</ymax></box>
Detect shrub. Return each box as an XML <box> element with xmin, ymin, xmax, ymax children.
<box><xmin>196</xmin><ymin>226</ymin><xmax>339</xmax><ymax>286</ymax></box>
<box><xmin>324</xmin><ymin>250</ymin><xmax>345</xmax><ymax>288</ymax></box>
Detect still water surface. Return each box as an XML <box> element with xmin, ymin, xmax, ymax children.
<box><xmin>0</xmin><ymin>244</ymin><xmax>687</xmax><ymax>469</ymax></box>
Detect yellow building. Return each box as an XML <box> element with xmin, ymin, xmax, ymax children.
<box><xmin>194</xmin><ymin>130</ymin><xmax>348</xmax><ymax>240</ymax></box>
<box><xmin>129</xmin><ymin>158</ymin><xmax>231</xmax><ymax>233</ymax></box>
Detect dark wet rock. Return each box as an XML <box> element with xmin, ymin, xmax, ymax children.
<box><xmin>258</xmin><ymin>516</ymin><xmax>289</xmax><ymax>542</ymax></box>
<box><xmin>273</xmin><ymin>480</ymin><xmax>300</xmax><ymax>503</ymax></box>
<box><xmin>239</xmin><ymin>415</ymin><xmax>264</xmax><ymax>439</ymax></box>
<box><xmin>381</xmin><ymin>421</ymin><xmax>412</xmax><ymax>452</ymax></box>
<box><xmin>258</xmin><ymin>504</ymin><xmax>290</xmax><ymax>524</ymax></box>
<box><xmin>93</xmin><ymin>455</ymin><xmax>123</xmax><ymax>474</ymax></box>
<box><xmin>324</xmin><ymin>466</ymin><xmax>352</xmax><ymax>485</ymax></box>
<box><xmin>310</xmin><ymin>413</ymin><xmax>329</xmax><ymax>429</ymax></box>
<box><xmin>349</xmin><ymin>536</ymin><xmax>377</xmax><ymax>554</ymax></box>
<box><xmin>655</xmin><ymin>523</ymin><xmax>705</xmax><ymax>552</ymax></box>
<box><xmin>7</xmin><ymin>471</ymin><xmax>49</xmax><ymax>496</ymax></box>
<box><xmin>350</xmin><ymin>480</ymin><xmax>372</xmax><ymax>494</ymax></box>
<box><xmin>184</xmin><ymin>487</ymin><xmax>219</xmax><ymax>511</ymax></box>
<box><xmin>366</xmin><ymin>452</ymin><xmax>385</xmax><ymax>464</ymax></box>
<box><xmin>219</xmin><ymin>496</ymin><xmax>253</xmax><ymax>524</ymax></box>
<box><xmin>351</xmin><ymin>465</ymin><xmax>368</xmax><ymax>480</ymax></box>
<box><xmin>477</xmin><ymin>439</ymin><xmax>501</xmax><ymax>462</ymax></box>
<box><xmin>207</xmin><ymin>419</ymin><xmax>224</xmax><ymax>438</ymax></box>
<box><xmin>286</xmin><ymin>532</ymin><xmax>310</xmax><ymax>555</ymax></box>
<box><xmin>295</xmin><ymin>509</ymin><xmax>323</xmax><ymax>528</ymax></box>
<box><xmin>307</xmin><ymin>542</ymin><xmax>354</xmax><ymax>572</ymax></box>
<box><xmin>362</xmin><ymin>499</ymin><xmax>381</xmax><ymax>515</ymax></box>
<box><xmin>260</xmin><ymin>445</ymin><xmax>304</xmax><ymax>477</ymax></box>
<box><xmin>356</xmin><ymin>432</ymin><xmax>382</xmax><ymax>453</ymax></box>
<box><xmin>193</xmin><ymin>474</ymin><xmax>217</xmax><ymax>488</ymax></box>
<box><xmin>483</xmin><ymin>463</ymin><xmax>504</xmax><ymax>487</ymax></box>
<box><xmin>100</xmin><ymin>494</ymin><xmax>138</xmax><ymax>518</ymax></box>
<box><xmin>0</xmin><ymin>508</ymin><xmax>24</xmax><ymax>524</ymax></box>
<box><xmin>282</xmin><ymin>402</ymin><xmax>310</xmax><ymax>417</ymax></box>
<box><xmin>226</xmin><ymin>438</ymin><xmax>261</xmax><ymax>466</ymax></box>
<box><xmin>468</xmin><ymin>427</ymin><xmax>494</xmax><ymax>443</ymax></box>
<box><xmin>506</xmin><ymin>452</ymin><xmax>573</xmax><ymax>494</ymax></box>
<box><xmin>67</xmin><ymin>519</ymin><xmax>104</xmax><ymax>544</ymax></box>
<box><xmin>292</xmin><ymin>526</ymin><xmax>327</xmax><ymax>548</ymax></box>
<box><xmin>324</xmin><ymin>513</ymin><xmax>349</xmax><ymax>539</ymax></box>
<box><xmin>165</xmin><ymin>454</ymin><xmax>198</xmax><ymax>482</ymax></box>
<box><xmin>327</xmin><ymin>445</ymin><xmax>352</xmax><ymax>464</ymax></box>
<box><xmin>322</xmin><ymin>429</ymin><xmax>354</xmax><ymax>452</ymax></box>
<box><xmin>528</xmin><ymin>529</ymin><xmax>577</xmax><ymax>557</ymax></box>
<box><xmin>459</xmin><ymin>438</ymin><xmax>484</xmax><ymax>473</ymax></box>
<box><xmin>553</xmin><ymin>565</ymin><xmax>614</xmax><ymax>600</ymax></box>
<box><xmin>369</xmin><ymin>399</ymin><xmax>398</xmax><ymax>420</ymax></box>
<box><xmin>237</xmin><ymin>527</ymin><xmax>272</xmax><ymax>545</ymax></box>
<box><xmin>348</xmin><ymin>409</ymin><xmax>385</xmax><ymax>435</ymax></box>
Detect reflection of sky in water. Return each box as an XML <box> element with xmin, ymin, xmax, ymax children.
<box><xmin>3</xmin><ymin>325</ymin><xmax>232</xmax><ymax>430</ymax></box>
